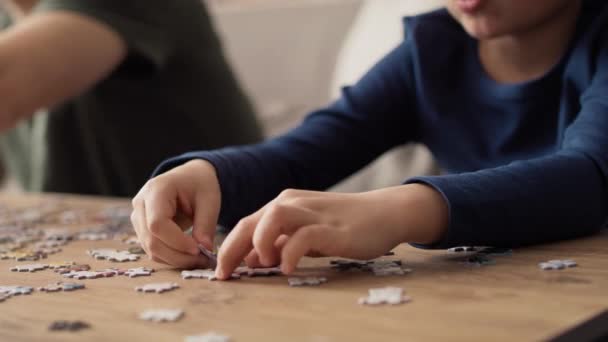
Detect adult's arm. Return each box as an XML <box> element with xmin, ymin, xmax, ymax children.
<box><xmin>0</xmin><ymin>5</ymin><xmax>126</xmax><ymax>129</ymax></box>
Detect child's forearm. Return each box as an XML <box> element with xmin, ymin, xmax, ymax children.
<box><xmin>369</xmin><ymin>183</ymin><xmax>449</xmax><ymax>245</ymax></box>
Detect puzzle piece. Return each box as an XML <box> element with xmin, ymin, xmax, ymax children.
<box><xmin>370</xmin><ymin>264</ymin><xmax>413</xmax><ymax>276</ymax></box>
<box><xmin>58</xmin><ymin>210</ymin><xmax>88</xmax><ymax>225</ymax></box>
<box><xmin>124</xmin><ymin>267</ymin><xmax>154</xmax><ymax>278</ymax></box>
<box><xmin>10</xmin><ymin>263</ymin><xmax>48</xmax><ymax>272</ymax></box>
<box><xmin>77</xmin><ymin>232</ymin><xmax>109</xmax><ymax>241</ymax></box>
<box><xmin>185</xmin><ymin>332</ymin><xmax>232</xmax><ymax>342</ymax></box>
<box><xmin>44</xmin><ymin>228</ymin><xmax>73</xmax><ymax>242</ymax></box>
<box><xmin>135</xmin><ymin>282</ymin><xmax>179</xmax><ymax>294</ymax></box>
<box><xmin>539</xmin><ymin>259</ymin><xmax>577</xmax><ymax>270</ymax></box>
<box><xmin>358</xmin><ymin>287</ymin><xmax>411</xmax><ymax>305</ymax></box>
<box><xmin>0</xmin><ymin>293</ymin><xmax>9</xmax><ymax>302</ymax></box>
<box><xmin>62</xmin><ymin>269</ymin><xmax>117</xmax><ymax>279</ymax></box>
<box><xmin>61</xmin><ymin>283</ymin><xmax>86</xmax><ymax>291</ymax></box>
<box><xmin>139</xmin><ymin>309</ymin><xmax>184</xmax><ymax>322</ymax></box>
<box><xmin>561</xmin><ymin>259</ymin><xmax>578</xmax><ymax>267</ymax></box>
<box><xmin>182</xmin><ymin>269</ymin><xmax>220</xmax><ymax>281</ymax></box>
<box><xmin>330</xmin><ymin>259</ymin><xmax>374</xmax><ymax>271</ymax></box>
<box><xmin>234</xmin><ymin>266</ymin><xmax>282</xmax><ymax>277</ymax></box>
<box><xmin>48</xmin><ymin>320</ymin><xmax>90</xmax><ymax>332</ymax></box>
<box><xmin>33</xmin><ymin>247</ymin><xmax>61</xmax><ymax>256</ymax></box>
<box><xmin>0</xmin><ymin>285</ymin><xmax>34</xmax><ymax>296</ymax></box>
<box><xmin>34</xmin><ymin>240</ymin><xmax>66</xmax><ymax>249</ymax></box>
<box><xmin>198</xmin><ymin>244</ymin><xmax>217</xmax><ymax>269</ymax></box>
<box><xmin>462</xmin><ymin>255</ymin><xmax>496</xmax><ymax>267</ymax></box>
<box><xmin>287</xmin><ymin>277</ymin><xmax>327</xmax><ymax>287</ymax></box>
<box><xmin>52</xmin><ymin>263</ymin><xmax>91</xmax><ymax>274</ymax></box>
<box><xmin>39</xmin><ymin>282</ymin><xmax>85</xmax><ymax>292</ymax></box>
<box><xmin>87</xmin><ymin>249</ymin><xmax>139</xmax><ymax>262</ymax></box>
<box><xmin>100</xmin><ymin>268</ymin><xmax>127</xmax><ymax>276</ymax></box>
<box><xmin>1</xmin><ymin>251</ymin><xmax>47</xmax><ymax>262</ymax></box>
<box><xmin>87</xmin><ymin>248</ymin><xmax>117</xmax><ymax>259</ymax></box>
<box><xmin>128</xmin><ymin>246</ymin><xmax>145</xmax><ymax>255</ymax></box>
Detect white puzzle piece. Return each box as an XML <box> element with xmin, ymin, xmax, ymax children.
<box><xmin>135</xmin><ymin>282</ymin><xmax>179</xmax><ymax>294</ymax></box>
<box><xmin>287</xmin><ymin>277</ymin><xmax>327</xmax><ymax>287</ymax></box>
<box><xmin>139</xmin><ymin>309</ymin><xmax>184</xmax><ymax>322</ymax></box>
<box><xmin>358</xmin><ymin>287</ymin><xmax>411</xmax><ymax>305</ymax></box>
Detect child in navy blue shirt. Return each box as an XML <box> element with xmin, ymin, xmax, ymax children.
<box><xmin>131</xmin><ymin>0</ymin><xmax>608</xmax><ymax>279</ymax></box>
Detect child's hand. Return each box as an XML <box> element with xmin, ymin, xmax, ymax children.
<box><xmin>215</xmin><ymin>184</ymin><xmax>448</xmax><ymax>279</ymax></box>
<box><xmin>131</xmin><ymin>159</ymin><xmax>221</xmax><ymax>269</ymax></box>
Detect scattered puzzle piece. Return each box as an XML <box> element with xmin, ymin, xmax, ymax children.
<box><xmin>77</xmin><ymin>232</ymin><xmax>109</xmax><ymax>241</ymax></box>
<box><xmin>44</xmin><ymin>228</ymin><xmax>73</xmax><ymax>242</ymax></box>
<box><xmin>128</xmin><ymin>246</ymin><xmax>145</xmax><ymax>255</ymax></box>
<box><xmin>87</xmin><ymin>249</ymin><xmax>139</xmax><ymax>262</ymax></box>
<box><xmin>124</xmin><ymin>267</ymin><xmax>154</xmax><ymax>278</ymax></box>
<box><xmin>38</xmin><ymin>282</ymin><xmax>85</xmax><ymax>292</ymax></box>
<box><xmin>462</xmin><ymin>255</ymin><xmax>496</xmax><ymax>267</ymax></box>
<box><xmin>234</xmin><ymin>266</ymin><xmax>282</xmax><ymax>277</ymax></box>
<box><xmin>10</xmin><ymin>263</ymin><xmax>48</xmax><ymax>272</ymax></box>
<box><xmin>0</xmin><ymin>285</ymin><xmax>34</xmax><ymax>296</ymax></box>
<box><xmin>1</xmin><ymin>251</ymin><xmax>47</xmax><ymax>262</ymax></box>
<box><xmin>358</xmin><ymin>287</ymin><xmax>411</xmax><ymax>305</ymax></box>
<box><xmin>52</xmin><ymin>263</ymin><xmax>91</xmax><ymax>274</ymax></box>
<box><xmin>198</xmin><ymin>244</ymin><xmax>217</xmax><ymax>269</ymax></box>
<box><xmin>135</xmin><ymin>282</ymin><xmax>179</xmax><ymax>294</ymax></box>
<box><xmin>48</xmin><ymin>320</ymin><xmax>91</xmax><ymax>332</ymax></box>
<box><xmin>287</xmin><ymin>277</ymin><xmax>327</xmax><ymax>287</ymax></box>
<box><xmin>62</xmin><ymin>269</ymin><xmax>119</xmax><ymax>279</ymax></box>
<box><xmin>185</xmin><ymin>332</ymin><xmax>232</xmax><ymax>342</ymax></box>
<box><xmin>371</xmin><ymin>264</ymin><xmax>413</xmax><ymax>276</ymax></box>
<box><xmin>182</xmin><ymin>269</ymin><xmax>220</xmax><ymax>281</ymax></box>
<box><xmin>139</xmin><ymin>309</ymin><xmax>184</xmax><ymax>322</ymax></box>
<box><xmin>330</xmin><ymin>259</ymin><xmax>374</xmax><ymax>271</ymax></box>
<box><xmin>539</xmin><ymin>259</ymin><xmax>577</xmax><ymax>270</ymax></box>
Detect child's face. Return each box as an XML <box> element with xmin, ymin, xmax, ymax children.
<box><xmin>446</xmin><ymin>0</ymin><xmax>578</xmax><ymax>39</ymax></box>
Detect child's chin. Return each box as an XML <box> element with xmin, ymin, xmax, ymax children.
<box><xmin>462</xmin><ymin>21</ymin><xmax>502</xmax><ymax>40</ymax></box>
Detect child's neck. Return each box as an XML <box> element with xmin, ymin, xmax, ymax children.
<box><xmin>478</xmin><ymin>1</ymin><xmax>581</xmax><ymax>84</ymax></box>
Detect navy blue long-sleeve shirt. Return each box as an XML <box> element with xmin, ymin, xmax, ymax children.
<box><xmin>155</xmin><ymin>1</ymin><xmax>608</xmax><ymax>248</ymax></box>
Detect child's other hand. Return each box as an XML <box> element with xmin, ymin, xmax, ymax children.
<box><xmin>131</xmin><ymin>159</ymin><xmax>221</xmax><ymax>269</ymax></box>
<box><xmin>215</xmin><ymin>185</ymin><xmax>448</xmax><ymax>279</ymax></box>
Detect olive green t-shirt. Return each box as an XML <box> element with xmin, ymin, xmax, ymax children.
<box><xmin>0</xmin><ymin>0</ymin><xmax>262</xmax><ymax>197</ymax></box>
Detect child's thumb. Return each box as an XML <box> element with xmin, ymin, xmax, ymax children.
<box><xmin>191</xmin><ymin>195</ymin><xmax>219</xmax><ymax>251</ymax></box>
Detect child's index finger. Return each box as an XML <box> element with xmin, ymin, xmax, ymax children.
<box><xmin>215</xmin><ymin>218</ymin><xmax>258</xmax><ymax>280</ymax></box>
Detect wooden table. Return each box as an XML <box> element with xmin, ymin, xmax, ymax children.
<box><xmin>1</xmin><ymin>193</ymin><xmax>607</xmax><ymax>342</ymax></box>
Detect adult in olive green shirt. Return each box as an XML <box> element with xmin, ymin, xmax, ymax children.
<box><xmin>0</xmin><ymin>0</ymin><xmax>262</xmax><ymax>197</ymax></box>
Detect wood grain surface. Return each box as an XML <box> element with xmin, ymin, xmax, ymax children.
<box><xmin>0</xmin><ymin>193</ymin><xmax>607</xmax><ymax>342</ymax></box>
